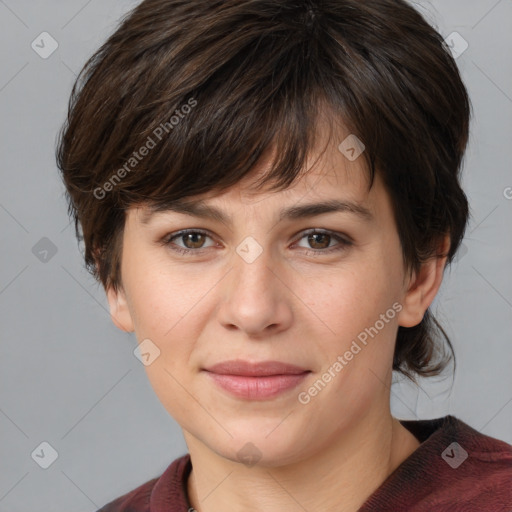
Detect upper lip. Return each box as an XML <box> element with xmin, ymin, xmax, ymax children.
<box><xmin>204</xmin><ymin>360</ymin><xmax>309</xmax><ymax>376</ymax></box>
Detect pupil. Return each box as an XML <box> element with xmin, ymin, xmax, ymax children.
<box><xmin>309</xmin><ymin>233</ymin><xmax>329</xmax><ymax>249</ymax></box>
<box><xmin>186</xmin><ymin>233</ymin><xmax>203</xmax><ymax>248</ymax></box>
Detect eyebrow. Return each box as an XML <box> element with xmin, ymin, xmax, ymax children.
<box><xmin>141</xmin><ymin>198</ymin><xmax>374</xmax><ymax>225</ymax></box>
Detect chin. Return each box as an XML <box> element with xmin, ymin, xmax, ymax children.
<box><xmin>209</xmin><ymin>427</ymin><xmax>308</xmax><ymax>468</ymax></box>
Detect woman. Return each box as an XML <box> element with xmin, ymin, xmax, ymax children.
<box><xmin>56</xmin><ymin>0</ymin><xmax>512</xmax><ymax>510</ymax></box>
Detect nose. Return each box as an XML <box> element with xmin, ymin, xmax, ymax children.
<box><xmin>217</xmin><ymin>239</ymin><xmax>293</xmax><ymax>337</ymax></box>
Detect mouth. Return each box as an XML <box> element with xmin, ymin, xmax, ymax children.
<box><xmin>202</xmin><ymin>360</ymin><xmax>311</xmax><ymax>400</ymax></box>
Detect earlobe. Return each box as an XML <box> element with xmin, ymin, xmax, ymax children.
<box><xmin>398</xmin><ymin>236</ymin><xmax>450</xmax><ymax>328</ymax></box>
<box><xmin>106</xmin><ymin>285</ymin><xmax>135</xmax><ymax>333</ymax></box>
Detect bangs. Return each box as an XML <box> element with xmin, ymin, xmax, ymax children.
<box><xmin>111</xmin><ymin>39</ymin><xmax>367</xmax><ymax>209</ymax></box>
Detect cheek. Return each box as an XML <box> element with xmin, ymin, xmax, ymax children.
<box><xmin>123</xmin><ymin>255</ymin><xmax>229</xmax><ymax>397</ymax></box>
<box><xmin>300</xmin><ymin>256</ymin><xmax>402</xmax><ymax>388</ymax></box>
<box><xmin>123</xmin><ymin>264</ymin><xmax>208</xmax><ymax>420</ymax></box>
<box><xmin>124</xmin><ymin>244</ymin><xmax>208</xmax><ymax>334</ymax></box>
<box><xmin>129</xmin><ymin>280</ymin><xmax>204</xmax><ymax>362</ymax></box>
<box><xmin>309</xmin><ymin>260</ymin><xmax>400</xmax><ymax>335</ymax></box>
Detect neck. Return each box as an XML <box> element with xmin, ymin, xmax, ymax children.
<box><xmin>185</xmin><ymin>411</ymin><xmax>420</xmax><ymax>512</ymax></box>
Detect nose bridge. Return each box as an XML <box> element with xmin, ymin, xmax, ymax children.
<box><xmin>218</xmin><ymin>232</ymin><xmax>291</xmax><ymax>334</ymax></box>
<box><xmin>231</xmin><ymin>233</ymin><xmax>276</xmax><ymax>299</ymax></box>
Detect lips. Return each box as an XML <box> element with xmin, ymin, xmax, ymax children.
<box><xmin>203</xmin><ymin>360</ymin><xmax>311</xmax><ymax>400</ymax></box>
<box><xmin>204</xmin><ymin>360</ymin><xmax>309</xmax><ymax>377</ymax></box>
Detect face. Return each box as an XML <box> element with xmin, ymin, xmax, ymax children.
<box><xmin>107</xmin><ymin>125</ymin><xmax>444</xmax><ymax>467</ymax></box>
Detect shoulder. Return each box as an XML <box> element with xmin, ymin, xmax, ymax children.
<box><xmin>435</xmin><ymin>415</ymin><xmax>512</xmax><ymax>472</ymax></box>
<box><xmin>406</xmin><ymin>415</ymin><xmax>512</xmax><ymax>509</ymax></box>
<box><xmin>362</xmin><ymin>415</ymin><xmax>512</xmax><ymax>511</ymax></box>
<box><xmin>96</xmin><ymin>477</ymin><xmax>157</xmax><ymax>512</ymax></box>
<box><xmin>401</xmin><ymin>414</ymin><xmax>512</xmax><ymax>464</ymax></box>
<box><xmin>96</xmin><ymin>454</ymin><xmax>192</xmax><ymax>512</ymax></box>
<box><xmin>447</xmin><ymin>415</ymin><xmax>512</xmax><ymax>482</ymax></box>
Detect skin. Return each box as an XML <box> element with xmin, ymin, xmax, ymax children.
<box><xmin>106</xmin><ymin>119</ymin><xmax>449</xmax><ymax>512</ymax></box>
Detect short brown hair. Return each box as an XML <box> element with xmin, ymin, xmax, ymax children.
<box><xmin>56</xmin><ymin>0</ymin><xmax>471</xmax><ymax>382</ymax></box>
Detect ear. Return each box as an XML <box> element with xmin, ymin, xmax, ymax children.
<box><xmin>397</xmin><ymin>235</ymin><xmax>450</xmax><ymax>328</ymax></box>
<box><xmin>106</xmin><ymin>285</ymin><xmax>135</xmax><ymax>333</ymax></box>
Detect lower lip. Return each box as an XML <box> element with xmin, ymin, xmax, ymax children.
<box><xmin>204</xmin><ymin>371</ymin><xmax>310</xmax><ymax>400</ymax></box>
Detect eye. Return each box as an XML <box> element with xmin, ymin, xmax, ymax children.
<box><xmin>162</xmin><ymin>229</ymin><xmax>216</xmax><ymax>254</ymax></box>
<box><xmin>294</xmin><ymin>229</ymin><xmax>352</xmax><ymax>256</ymax></box>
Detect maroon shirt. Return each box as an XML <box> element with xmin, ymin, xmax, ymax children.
<box><xmin>97</xmin><ymin>415</ymin><xmax>512</xmax><ymax>511</ymax></box>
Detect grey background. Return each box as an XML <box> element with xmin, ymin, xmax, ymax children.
<box><xmin>1</xmin><ymin>0</ymin><xmax>511</xmax><ymax>510</ymax></box>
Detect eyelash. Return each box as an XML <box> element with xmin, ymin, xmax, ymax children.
<box><xmin>160</xmin><ymin>228</ymin><xmax>353</xmax><ymax>257</ymax></box>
